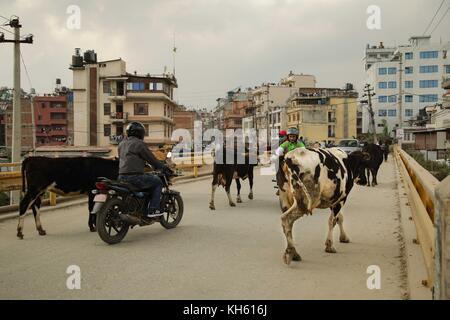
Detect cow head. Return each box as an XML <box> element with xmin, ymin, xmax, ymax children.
<box><xmin>345</xmin><ymin>150</ymin><xmax>371</xmax><ymax>185</ymax></box>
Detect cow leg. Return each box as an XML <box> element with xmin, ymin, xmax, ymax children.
<box><xmin>325</xmin><ymin>212</ymin><xmax>338</xmax><ymax>253</ymax></box>
<box><xmin>337</xmin><ymin>212</ymin><xmax>350</xmax><ymax>243</ymax></box>
<box><xmin>236</xmin><ymin>179</ymin><xmax>242</xmax><ymax>203</ymax></box>
<box><xmin>372</xmin><ymin>167</ymin><xmax>379</xmax><ymax>186</ymax></box>
<box><xmin>88</xmin><ymin>193</ymin><xmax>96</xmax><ymax>232</ymax></box>
<box><xmin>248</xmin><ymin>168</ymin><xmax>254</xmax><ymax>200</ymax></box>
<box><xmin>281</xmin><ymin>199</ymin><xmax>302</xmax><ymax>265</ymax></box>
<box><xmin>226</xmin><ymin>179</ymin><xmax>236</xmax><ymax>207</ymax></box>
<box><xmin>17</xmin><ymin>189</ymin><xmax>40</xmax><ymax>239</ymax></box>
<box><xmin>32</xmin><ymin>196</ymin><xmax>46</xmax><ymax>236</ymax></box>
<box><xmin>366</xmin><ymin>169</ymin><xmax>371</xmax><ymax>187</ymax></box>
<box><xmin>209</xmin><ymin>175</ymin><xmax>218</xmax><ymax>210</ymax></box>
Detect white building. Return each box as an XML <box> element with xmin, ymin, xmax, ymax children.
<box><xmin>362</xmin><ymin>36</ymin><xmax>450</xmax><ymax>135</ymax></box>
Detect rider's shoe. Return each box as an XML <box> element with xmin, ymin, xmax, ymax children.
<box><xmin>144</xmin><ymin>209</ymin><xmax>164</xmax><ymax>219</ymax></box>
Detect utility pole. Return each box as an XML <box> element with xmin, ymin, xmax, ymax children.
<box><xmin>362</xmin><ymin>84</ymin><xmax>377</xmax><ymax>144</ymax></box>
<box><xmin>0</xmin><ymin>17</ymin><xmax>33</xmax><ymax>204</ymax></box>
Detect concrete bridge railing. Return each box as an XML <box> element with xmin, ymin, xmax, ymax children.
<box><xmin>394</xmin><ymin>145</ymin><xmax>450</xmax><ymax>299</ymax></box>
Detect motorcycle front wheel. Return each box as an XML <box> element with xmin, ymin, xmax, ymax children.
<box><xmin>96</xmin><ymin>198</ymin><xmax>130</xmax><ymax>245</ymax></box>
<box><xmin>160</xmin><ymin>194</ymin><xmax>184</xmax><ymax>229</ymax></box>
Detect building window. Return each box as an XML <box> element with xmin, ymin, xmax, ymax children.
<box><xmin>405</xmin><ymin>80</ymin><xmax>413</xmax><ymax>88</ymax></box>
<box><xmin>388</xmin><ymin>81</ymin><xmax>397</xmax><ymax>89</ymax></box>
<box><xmin>405</xmin><ymin>109</ymin><xmax>413</xmax><ymax>117</ymax></box>
<box><xmin>378</xmin><ymin>68</ymin><xmax>387</xmax><ymax>75</ymax></box>
<box><xmin>388</xmin><ymin>95</ymin><xmax>397</xmax><ymax>103</ymax></box>
<box><xmin>405</xmin><ymin>95</ymin><xmax>413</xmax><ymax>103</ymax></box>
<box><xmin>104</xmin><ymin>103</ymin><xmax>111</xmax><ymax>116</ymax></box>
<box><xmin>378</xmin><ymin>82</ymin><xmax>387</xmax><ymax>89</ymax></box>
<box><xmin>419</xmin><ymin>80</ymin><xmax>439</xmax><ymax>88</ymax></box>
<box><xmin>379</xmin><ymin>96</ymin><xmax>387</xmax><ymax>103</ymax></box>
<box><xmin>388</xmin><ymin>67</ymin><xmax>397</xmax><ymax>75</ymax></box>
<box><xmin>420</xmin><ymin>51</ymin><xmax>438</xmax><ymax>59</ymax></box>
<box><xmin>419</xmin><ymin>65</ymin><xmax>438</xmax><ymax>73</ymax></box>
<box><xmin>446</xmin><ymin>65</ymin><xmax>450</xmax><ymax>73</ymax></box>
<box><xmin>143</xmin><ymin>124</ymin><xmax>149</xmax><ymax>136</ymax></box>
<box><xmin>104</xmin><ymin>124</ymin><xmax>111</xmax><ymax>137</ymax></box>
<box><xmin>103</xmin><ymin>81</ymin><xmax>111</xmax><ymax>94</ymax></box>
<box><xmin>378</xmin><ymin>109</ymin><xmax>387</xmax><ymax>117</ymax></box>
<box><xmin>41</xmin><ymin>103</ymin><xmax>46</xmax><ymax>108</ymax></box>
<box><xmin>405</xmin><ymin>66</ymin><xmax>413</xmax><ymax>74</ymax></box>
<box><xmin>149</xmin><ymin>82</ymin><xmax>163</xmax><ymax>91</ymax></box>
<box><xmin>134</xmin><ymin>103</ymin><xmax>148</xmax><ymax>115</ymax></box>
<box><xmin>388</xmin><ymin>109</ymin><xmax>397</xmax><ymax>117</ymax></box>
<box><xmin>38</xmin><ymin>115</ymin><xmax>42</xmax><ymax>120</ymax></box>
<box><xmin>127</xmin><ymin>82</ymin><xmax>145</xmax><ymax>91</ymax></box>
<box><xmin>419</xmin><ymin>94</ymin><xmax>438</xmax><ymax>103</ymax></box>
<box><xmin>405</xmin><ymin>52</ymin><xmax>413</xmax><ymax>60</ymax></box>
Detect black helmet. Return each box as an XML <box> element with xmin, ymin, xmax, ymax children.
<box><xmin>126</xmin><ymin>122</ymin><xmax>146</xmax><ymax>140</ymax></box>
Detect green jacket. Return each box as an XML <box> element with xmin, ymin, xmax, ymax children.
<box><xmin>280</xmin><ymin>140</ymin><xmax>305</xmax><ymax>153</ymax></box>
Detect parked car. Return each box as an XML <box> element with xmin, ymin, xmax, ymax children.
<box><xmin>337</xmin><ymin>139</ymin><xmax>362</xmax><ymax>154</ymax></box>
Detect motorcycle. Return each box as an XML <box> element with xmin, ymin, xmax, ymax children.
<box><xmin>91</xmin><ymin>162</ymin><xmax>183</xmax><ymax>245</ymax></box>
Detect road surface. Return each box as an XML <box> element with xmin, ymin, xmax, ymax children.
<box><xmin>0</xmin><ymin>157</ymin><xmax>406</xmax><ymax>299</ymax></box>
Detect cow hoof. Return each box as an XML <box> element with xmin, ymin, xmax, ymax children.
<box><xmin>283</xmin><ymin>248</ymin><xmax>301</xmax><ymax>265</ymax></box>
<box><xmin>17</xmin><ymin>232</ymin><xmax>24</xmax><ymax>240</ymax></box>
<box><xmin>340</xmin><ymin>235</ymin><xmax>350</xmax><ymax>243</ymax></box>
<box><xmin>38</xmin><ymin>229</ymin><xmax>47</xmax><ymax>236</ymax></box>
<box><xmin>209</xmin><ymin>203</ymin><xmax>216</xmax><ymax>210</ymax></box>
<box><xmin>325</xmin><ymin>246</ymin><xmax>337</xmax><ymax>253</ymax></box>
<box><xmin>248</xmin><ymin>193</ymin><xmax>253</xmax><ymax>200</ymax></box>
<box><xmin>89</xmin><ymin>226</ymin><xmax>96</xmax><ymax>232</ymax></box>
<box><xmin>229</xmin><ymin>202</ymin><xmax>236</xmax><ymax>207</ymax></box>
<box><xmin>237</xmin><ymin>197</ymin><xmax>242</xmax><ymax>203</ymax></box>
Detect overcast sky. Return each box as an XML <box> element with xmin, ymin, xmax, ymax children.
<box><xmin>0</xmin><ymin>0</ymin><xmax>449</xmax><ymax>109</ymax></box>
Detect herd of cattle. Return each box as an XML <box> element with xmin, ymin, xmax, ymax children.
<box><xmin>17</xmin><ymin>143</ymin><xmax>385</xmax><ymax>264</ymax></box>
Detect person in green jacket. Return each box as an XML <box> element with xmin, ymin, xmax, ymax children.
<box><xmin>271</xmin><ymin>127</ymin><xmax>305</xmax><ymax>162</ymax></box>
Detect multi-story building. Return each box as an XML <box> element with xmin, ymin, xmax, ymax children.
<box><xmin>173</xmin><ymin>105</ymin><xmax>198</xmax><ymax>139</ymax></box>
<box><xmin>34</xmin><ymin>93</ymin><xmax>72</xmax><ymax>146</ymax></box>
<box><xmin>213</xmin><ymin>90</ymin><xmax>252</xmax><ymax>132</ymax></box>
<box><xmin>249</xmin><ymin>73</ymin><xmax>316</xmax><ymax>134</ymax></box>
<box><xmin>0</xmin><ymin>97</ymin><xmax>33</xmax><ymax>154</ymax></box>
<box><xmin>286</xmin><ymin>87</ymin><xmax>358</xmax><ymax>144</ymax></box>
<box><xmin>363</xmin><ymin>36</ymin><xmax>450</xmax><ymax>135</ymax></box>
<box><xmin>70</xmin><ymin>49</ymin><xmax>178</xmax><ymax>147</ymax></box>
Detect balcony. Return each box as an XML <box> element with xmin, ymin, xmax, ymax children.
<box><xmin>443</xmin><ymin>76</ymin><xmax>450</xmax><ymax>90</ymax></box>
<box><xmin>110</xmin><ymin>112</ymin><xmax>128</xmax><ymax>123</ymax></box>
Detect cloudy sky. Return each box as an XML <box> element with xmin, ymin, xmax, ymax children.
<box><xmin>0</xmin><ymin>0</ymin><xmax>449</xmax><ymax>109</ymax></box>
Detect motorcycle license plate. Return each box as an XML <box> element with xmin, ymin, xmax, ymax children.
<box><xmin>94</xmin><ymin>194</ymin><xmax>107</xmax><ymax>202</ymax></box>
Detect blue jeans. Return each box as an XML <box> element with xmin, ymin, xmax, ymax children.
<box><xmin>119</xmin><ymin>174</ymin><xmax>163</xmax><ymax>211</ymax></box>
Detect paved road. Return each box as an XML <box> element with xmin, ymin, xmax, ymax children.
<box><xmin>0</xmin><ymin>157</ymin><xmax>405</xmax><ymax>299</ymax></box>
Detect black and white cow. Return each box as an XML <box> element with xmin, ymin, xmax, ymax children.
<box><xmin>18</xmin><ymin>156</ymin><xmax>119</xmax><ymax>239</ymax></box>
<box><xmin>209</xmin><ymin>145</ymin><xmax>256</xmax><ymax>210</ymax></box>
<box><xmin>277</xmin><ymin>147</ymin><xmax>370</xmax><ymax>265</ymax></box>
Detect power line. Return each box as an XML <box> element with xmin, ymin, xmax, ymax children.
<box><xmin>20</xmin><ymin>52</ymin><xmax>33</xmax><ymax>90</ymax></box>
<box><xmin>423</xmin><ymin>0</ymin><xmax>446</xmax><ymax>35</ymax></box>
<box><xmin>430</xmin><ymin>5</ymin><xmax>450</xmax><ymax>35</ymax></box>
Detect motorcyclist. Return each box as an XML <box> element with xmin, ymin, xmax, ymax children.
<box><xmin>271</xmin><ymin>127</ymin><xmax>305</xmax><ymax>162</ymax></box>
<box><xmin>118</xmin><ymin>122</ymin><xmax>173</xmax><ymax>218</ymax></box>
<box><xmin>278</xmin><ymin>130</ymin><xmax>287</xmax><ymax>145</ymax></box>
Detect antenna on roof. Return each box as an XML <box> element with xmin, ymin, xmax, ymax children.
<box><xmin>172</xmin><ymin>30</ymin><xmax>177</xmax><ymax>76</ymax></box>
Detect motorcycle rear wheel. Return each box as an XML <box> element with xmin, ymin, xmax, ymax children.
<box><xmin>97</xmin><ymin>198</ymin><xmax>130</xmax><ymax>245</ymax></box>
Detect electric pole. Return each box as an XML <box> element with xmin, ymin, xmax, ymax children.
<box><xmin>0</xmin><ymin>17</ymin><xmax>33</xmax><ymax>204</ymax></box>
<box><xmin>362</xmin><ymin>84</ymin><xmax>377</xmax><ymax>144</ymax></box>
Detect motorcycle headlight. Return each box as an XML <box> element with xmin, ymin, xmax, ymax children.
<box><xmin>92</xmin><ymin>189</ymin><xmax>98</xmax><ymax>195</ymax></box>
<box><xmin>108</xmin><ymin>190</ymin><xmax>117</xmax><ymax>195</ymax></box>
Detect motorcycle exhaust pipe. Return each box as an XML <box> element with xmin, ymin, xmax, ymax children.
<box><xmin>119</xmin><ymin>214</ymin><xmax>141</xmax><ymax>226</ymax></box>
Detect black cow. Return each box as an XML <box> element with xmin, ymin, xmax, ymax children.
<box><xmin>209</xmin><ymin>145</ymin><xmax>256</xmax><ymax>210</ymax></box>
<box><xmin>361</xmin><ymin>143</ymin><xmax>384</xmax><ymax>186</ymax></box>
<box><xmin>18</xmin><ymin>156</ymin><xmax>119</xmax><ymax>239</ymax></box>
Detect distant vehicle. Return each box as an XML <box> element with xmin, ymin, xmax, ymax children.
<box><xmin>337</xmin><ymin>139</ymin><xmax>362</xmax><ymax>154</ymax></box>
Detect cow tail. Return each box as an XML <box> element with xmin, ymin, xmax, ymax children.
<box><xmin>21</xmin><ymin>157</ymin><xmax>28</xmax><ymax>193</ymax></box>
<box><xmin>297</xmin><ymin>179</ymin><xmax>312</xmax><ymax>213</ymax></box>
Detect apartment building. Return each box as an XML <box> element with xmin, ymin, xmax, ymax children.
<box><xmin>70</xmin><ymin>49</ymin><xmax>178</xmax><ymax>147</ymax></box>
<box><xmin>248</xmin><ymin>73</ymin><xmax>316</xmax><ymax>134</ymax></box>
<box><xmin>286</xmin><ymin>87</ymin><xmax>358</xmax><ymax>144</ymax></box>
<box><xmin>363</xmin><ymin>36</ymin><xmax>450</xmax><ymax>135</ymax></box>
<box><xmin>214</xmin><ymin>90</ymin><xmax>252</xmax><ymax>132</ymax></box>
<box><xmin>34</xmin><ymin>93</ymin><xmax>72</xmax><ymax>146</ymax></box>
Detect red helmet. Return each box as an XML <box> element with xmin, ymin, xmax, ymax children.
<box><xmin>279</xmin><ymin>130</ymin><xmax>287</xmax><ymax>136</ymax></box>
